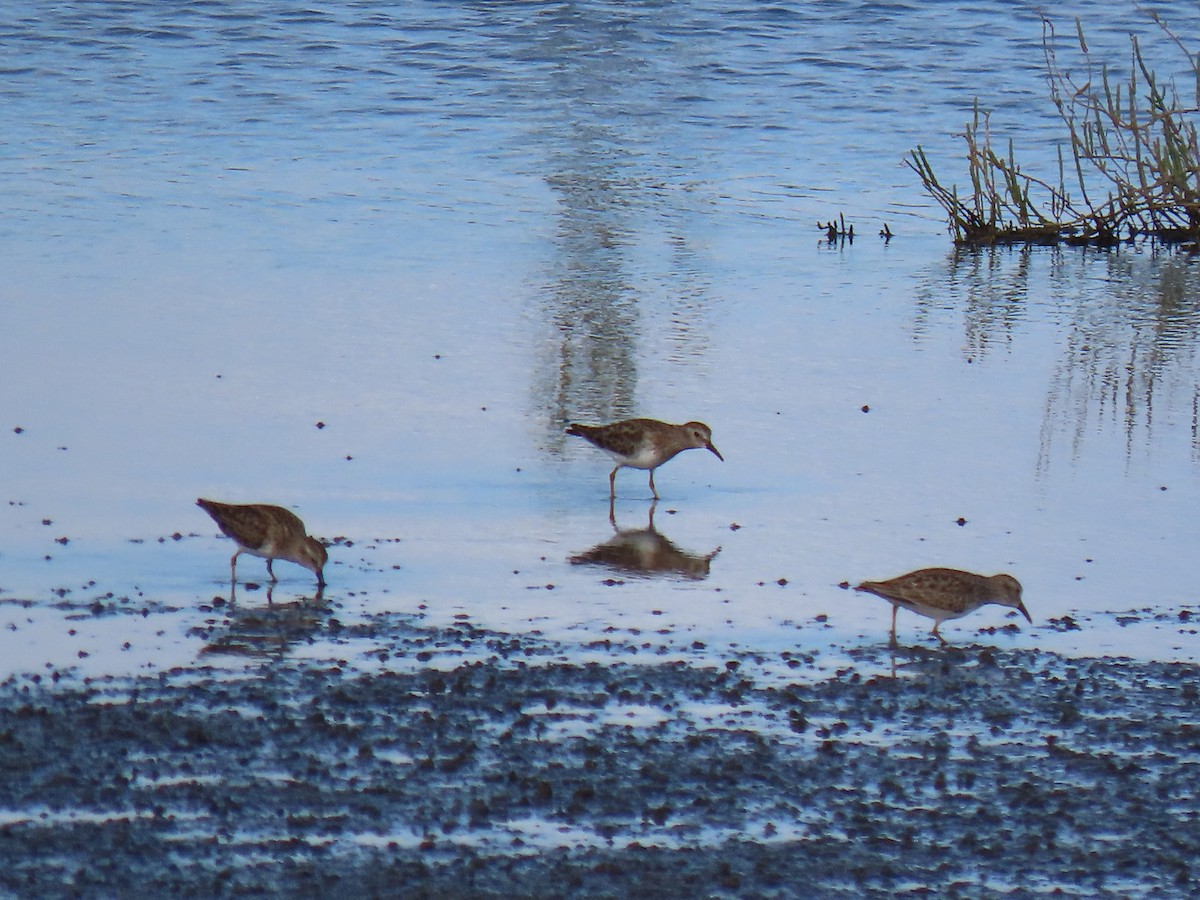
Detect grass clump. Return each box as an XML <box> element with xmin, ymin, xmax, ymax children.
<box><xmin>909</xmin><ymin>13</ymin><xmax>1200</xmax><ymax>247</ymax></box>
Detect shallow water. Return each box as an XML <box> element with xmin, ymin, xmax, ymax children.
<box><xmin>5</xmin><ymin>4</ymin><xmax>1200</xmax><ymax>894</ymax></box>
<box><xmin>4</xmin><ymin>0</ymin><xmax>1200</xmax><ymax>684</ymax></box>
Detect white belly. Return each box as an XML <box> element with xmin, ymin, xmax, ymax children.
<box><xmin>607</xmin><ymin>446</ymin><xmax>660</xmax><ymax>469</ymax></box>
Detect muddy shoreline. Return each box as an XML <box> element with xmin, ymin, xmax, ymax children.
<box><xmin>1</xmin><ymin>620</ymin><xmax>1196</xmax><ymax>898</ymax></box>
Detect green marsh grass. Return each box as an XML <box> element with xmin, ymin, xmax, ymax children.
<box><xmin>909</xmin><ymin>14</ymin><xmax>1200</xmax><ymax>247</ymax></box>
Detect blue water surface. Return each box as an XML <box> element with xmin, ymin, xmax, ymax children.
<box><xmin>3</xmin><ymin>0</ymin><xmax>1200</xmax><ymax>679</ymax></box>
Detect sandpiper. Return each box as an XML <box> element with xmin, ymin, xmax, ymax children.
<box><xmin>566</xmin><ymin>417</ymin><xmax>723</xmax><ymax>499</ymax></box>
<box><xmin>196</xmin><ymin>499</ymin><xmax>327</xmax><ymax>588</ymax></box>
<box><xmin>853</xmin><ymin>567</ymin><xmax>1030</xmax><ymax>645</ymax></box>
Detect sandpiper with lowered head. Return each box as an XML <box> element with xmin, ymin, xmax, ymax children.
<box><xmin>854</xmin><ymin>567</ymin><xmax>1030</xmax><ymax>645</ymax></box>
<box><xmin>196</xmin><ymin>499</ymin><xmax>327</xmax><ymax>589</ymax></box>
<box><xmin>566</xmin><ymin>417</ymin><xmax>723</xmax><ymax>499</ymax></box>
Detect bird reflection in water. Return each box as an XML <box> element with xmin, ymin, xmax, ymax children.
<box><xmin>198</xmin><ymin>583</ymin><xmax>328</xmax><ymax>660</ymax></box>
<box><xmin>569</xmin><ymin>501</ymin><xmax>721</xmax><ymax>580</ymax></box>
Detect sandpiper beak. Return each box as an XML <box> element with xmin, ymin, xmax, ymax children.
<box><xmin>707</xmin><ymin>443</ymin><xmax>724</xmax><ymax>462</ymax></box>
<box><xmin>1018</xmin><ymin>601</ymin><xmax>1032</xmax><ymax>624</ymax></box>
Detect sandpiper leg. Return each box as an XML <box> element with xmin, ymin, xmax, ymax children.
<box><xmin>932</xmin><ymin>623</ymin><xmax>948</xmax><ymax>645</ymax></box>
<box><xmin>267</xmin><ymin>558</ymin><xmax>277</xmax><ymax>582</ymax></box>
<box><xmin>648</xmin><ymin>469</ymin><xmax>660</xmax><ymax>500</ymax></box>
<box><xmin>889</xmin><ymin>605</ymin><xmax>898</xmax><ymax>646</ymax></box>
<box><xmin>608</xmin><ymin>467</ymin><xmax>618</xmax><ymax>500</ymax></box>
<box><xmin>229</xmin><ymin>550</ymin><xmax>240</xmax><ymax>585</ymax></box>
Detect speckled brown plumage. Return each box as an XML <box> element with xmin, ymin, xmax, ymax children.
<box><xmin>566</xmin><ymin>418</ymin><xmax>723</xmax><ymax>499</ymax></box>
<box><xmin>854</xmin><ymin>567</ymin><xmax>1030</xmax><ymax>645</ymax></box>
<box><xmin>197</xmin><ymin>499</ymin><xmax>327</xmax><ymax>588</ymax></box>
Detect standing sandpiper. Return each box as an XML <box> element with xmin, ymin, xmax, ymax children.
<box><xmin>853</xmin><ymin>567</ymin><xmax>1030</xmax><ymax>645</ymax></box>
<box><xmin>566</xmin><ymin>418</ymin><xmax>723</xmax><ymax>499</ymax></box>
<box><xmin>196</xmin><ymin>499</ymin><xmax>327</xmax><ymax>588</ymax></box>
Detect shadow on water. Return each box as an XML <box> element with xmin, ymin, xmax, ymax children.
<box><xmin>194</xmin><ymin>584</ymin><xmax>330</xmax><ymax>661</ymax></box>
<box><xmin>569</xmin><ymin>501</ymin><xmax>721</xmax><ymax>581</ymax></box>
<box><xmin>1037</xmin><ymin>251</ymin><xmax>1200</xmax><ymax>471</ymax></box>
<box><xmin>527</xmin><ymin>12</ymin><xmax>647</xmax><ymax>451</ymax></box>
<box><xmin>536</xmin><ymin>162</ymin><xmax>640</xmax><ymax>450</ymax></box>
<box><xmin>520</xmin><ymin>8</ymin><xmax>723</xmax><ymax>455</ymax></box>
<box><xmin>914</xmin><ymin>245</ymin><xmax>1200</xmax><ymax>471</ymax></box>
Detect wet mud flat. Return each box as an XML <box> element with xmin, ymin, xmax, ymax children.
<box><xmin>0</xmin><ymin>621</ymin><xmax>1197</xmax><ymax>898</ymax></box>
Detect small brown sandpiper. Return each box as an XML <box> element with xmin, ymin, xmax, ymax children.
<box><xmin>854</xmin><ymin>567</ymin><xmax>1030</xmax><ymax>645</ymax></box>
<box><xmin>566</xmin><ymin>417</ymin><xmax>723</xmax><ymax>499</ymax></box>
<box><xmin>196</xmin><ymin>499</ymin><xmax>327</xmax><ymax>588</ymax></box>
